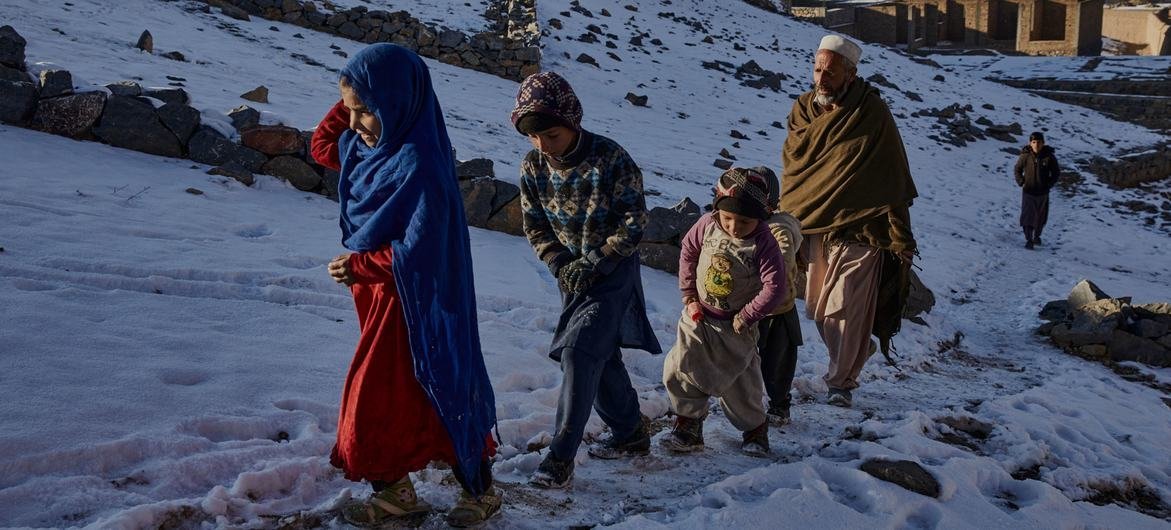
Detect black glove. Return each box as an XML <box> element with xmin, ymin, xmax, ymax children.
<box><xmin>557</xmin><ymin>258</ymin><xmax>596</xmax><ymax>295</ymax></box>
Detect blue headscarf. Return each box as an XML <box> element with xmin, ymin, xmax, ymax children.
<box><xmin>336</xmin><ymin>44</ymin><xmax>496</xmax><ymax>494</ymax></box>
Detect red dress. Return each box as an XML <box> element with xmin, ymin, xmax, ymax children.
<box><xmin>314</xmin><ymin>103</ymin><xmax>494</xmax><ymax>483</ymax></box>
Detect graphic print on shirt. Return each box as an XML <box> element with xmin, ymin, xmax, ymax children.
<box><xmin>703</xmin><ymin>252</ymin><xmax>735</xmax><ymax>310</ymax></box>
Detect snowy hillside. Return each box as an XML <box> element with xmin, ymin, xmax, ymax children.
<box><xmin>1</xmin><ymin>0</ymin><xmax>1170</xmax><ymax>528</ymax></box>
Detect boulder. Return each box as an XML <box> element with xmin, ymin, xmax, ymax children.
<box><xmin>262</xmin><ymin>155</ymin><xmax>321</xmax><ymax>191</ymax></box>
<box><xmin>485</xmin><ymin>195</ymin><xmax>524</xmax><ymax>236</ymax></box>
<box><xmin>1076</xmin><ymin>344</ymin><xmax>1108</xmax><ymax>359</ymax></box>
<box><xmin>0</xmin><ymin>79</ymin><xmax>37</xmax><ymax>125</ymax></box>
<box><xmin>221</xmin><ymin>5</ymin><xmax>251</xmax><ymax>21</ymax></box>
<box><xmin>105</xmin><ymin>81</ymin><xmax>143</xmax><ymax>97</ymax></box>
<box><xmin>459</xmin><ymin>177</ymin><xmax>519</xmax><ymax>228</ymax></box>
<box><xmin>241</xmin><ymin>125</ymin><xmax>303</xmax><ymax>156</ymax></box>
<box><xmin>228</xmin><ymin>105</ymin><xmax>260</xmax><ymax>132</ymax></box>
<box><xmin>456</xmin><ymin>158</ymin><xmax>494</xmax><ymax>179</ymax></box>
<box><xmin>638</xmin><ymin>241</ymin><xmax>681</xmax><ymax>274</ymax></box>
<box><xmin>92</xmin><ymin>95</ymin><xmax>184</xmax><ymax>158</ymax></box>
<box><xmin>38</xmin><ymin>69</ymin><xmax>73</xmax><ymax>98</ymax></box>
<box><xmin>1067</xmin><ymin>279</ymin><xmax>1110</xmax><ymax>309</ymax></box>
<box><xmin>644</xmin><ymin>206</ymin><xmax>685</xmax><ymax>243</ymax></box>
<box><xmin>0</xmin><ymin>25</ymin><xmax>26</xmax><ymax>70</ymax></box>
<box><xmin>1136</xmin><ymin>318</ymin><xmax>1170</xmax><ymax>339</ymax></box>
<box><xmin>240</xmin><ymin>85</ymin><xmax>269</xmax><ymax>104</ymax></box>
<box><xmin>135</xmin><ymin>30</ymin><xmax>153</xmax><ymax>53</ymax></box>
<box><xmin>188</xmin><ymin>126</ymin><xmax>268</xmax><ymax>172</ymax></box>
<box><xmin>1038</xmin><ymin>299</ymin><xmax>1069</xmax><ymax>322</ymax></box>
<box><xmin>30</xmin><ymin>91</ymin><xmax>106</xmax><ymax>138</ymax></box>
<box><xmin>0</xmin><ymin>64</ymin><xmax>29</xmax><ymax>83</ymax></box>
<box><xmin>625</xmin><ymin>92</ymin><xmax>648</xmax><ymax>107</ymax></box>
<box><xmin>319</xmin><ymin>168</ymin><xmax>340</xmax><ymax>200</ymax></box>
<box><xmin>207</xmin><ymin>163</ymin><xmax>254</xmax><ymax>186</ymax></box>
<box><xmin>143</xmin><ymin>87</ymin><xmax>189</xmax><ymax>106</ymax></box>
<box><xmin>860</xmin><ymin>459</ymin><xmax>940</xmax><ymax>498</ymax></box>
<box><xmin>1108</xmin><ymin>329</ymin><xmax>1171</xmax><ymax>367</ymax></box>
<box><xmin>156</xmin><ymin>103</ymin><xmax>201</xmax><ymax>145</ymax></box>
<box><xmin>1067</xmin><ymin>298</ymin><xmax>1126</xmax><ymax>344</ymax></box>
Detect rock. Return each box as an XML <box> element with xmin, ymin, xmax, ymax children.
<box><xmin>0</xmin><ymin>25</ymin><xmax>27</xmax><ymax>70</ymax></box>
<box><xmin>161</xmin><ymin>51</ymin><xmax>187</xmax><ymax>62</ymax></box>
<box><xmin>105</xmin><ymin>81</ymin><xmax>143</xmax><ymax>97</ymax></box>
<box><xmin>905</xmin><ymin>270</ymin><xmax>935</xmax><ymax>320</ymax></box>
<box><xmin>1066</xmin><ymin>298</ymin><xmax>1126</xmax><ymax>345</ymax></box>
<box><xmin>1137</xmin><ymin>303</ymin><xmax>1171</xmax><ymax>316</ymax></box>
<box><xmin>719</xmin><ymin>148</ymin><xmax>736</xmax><ymax>160</ymax></box>
<box><xmin>188</xmin><ymin>126</ymin><xmax>268</xmax><ymax>172</ymax></box>
<box><xmin>638</xmin><ymin>241</ymin><xmax>681</xmax><ymax>274</ymax></box>
<box><xmin>1038</xmin><ymin>300</ymin><xmax>1069</xmax><ymax>322</ymax></box>
<box><xmin>713</xmin><ymin>159</ymin><xmax>733</xmax><ymax>170</ymax></box>
<box><xmin>933</xmin><ymin>74</ymin><xmax>945</xmax><ymax>82</ymax></box>
<box><xmin>456</xmin><ymin>158</ymin><xmax>494</xmax><ymax>180</ymax></box>
<box><xmin>624</xmin><ymin>92</ymin><xmax>648</xmax><ymax>107</ymax></box>
<box><xmin>92</xmin><ymin>95</ymin><xmax>184</xmax><ymax>158</ymax></box>
<box><xmin>221</xmin><ymin>5</ymin><xmax>251</xmax><ymax>21</ymax></box>
<box><xmin>460</xmin><ymin>177</ymin><xmax>519</xmax><ymax>227</ymax></box>
<box><xmin>437</xmin><ymin>30</ymin><xmax>464</xmax><ymax>48</ymax></box>
<box><xmin>228</xmin><ymin>105</ymin><xmax>260</xmax><ymax>132</ymax></box>
<box><xmin>1076</xmin><ymin>344</ymin><xmax>1108</xmax><ymax>359</ymax></box>
<box><xmin>485</xmin><ymin>195</ymin><xmax>524</xmax><ymax>236</ymax></box>
<box><xmin>240</xmin><ymin>86</ymin><xmax>269</xmax><ymax>104</ymax></box>
<box><xmin>730</xmin><ymin>129</ymin><xmax>748</xmax><ymax>140</ymax></box>
<box><xmin>860</xmin><ymin>459</ymin><xmax>940</xmax><ymax>498</ymax></box>
<box><xmin>262</xmin><ymin>156</ymin><xmax>321</xmax><ymax>191</ymax></box>
<box><xmin>207</xmin><ymin>163</ymin><xmax>255</xmax><ymax>186</ymax></box>
<box><xmin>185</xmin><ymin>187</ymin><xmax>204</xmax><ymax>195</ymax></box>
<box><xmin>156</xmin><ymin>103</ymin><xmax>201</xmax><ymax>144</ymax></box>
<box><xmin>135</xmin><ymin>30</ymin><xmax>153</xmax><ymax>53</ymax></box>
<box><xmin>0</xmin><ymin>64</ymin><xmax>28</xmax><ymax>83</ymax></box>
<box><xmin>1109</xmin><ymin>329</ymin><xmax>1171</xmax><ymax>367</ymax></box>
<box><xmin>38</xmin><ymin>69</ymin><xmax>73</xmax><ymax>98</ymax></box>
<box><xmin>0</xmin><ymin>79</ymin><xmax>37</xmax><ymax>125</ymax></box>
<box><xmin>241</xmin><ymin>125</ymin><xmax>304</xmax><ymax>156</ymax></box>
<box><xmin>142</xmin><ymin>87</ymin><xmax>189</xmax><ymax>105</ymax></box>
<box><xmin>644</xmin><ymin>206</ymin><xmax>685</xmax><ymax>243</ymax></box>
<box><xmin>30</xmin><ymin>91</ymin><xmax>106</xmax><ymax>138</ymax></box>
<box><xmin>1068</xmin><ymin>279</ymin><xmax>1110</xmax><ymax>309</ymax></box>
<box><xmin>576</xmin><ymin>53</ymin><xmax>599</xmax><ymax>67</ymax></box>
<box><xmin>1136</xmin><ymin>318</ymin><xmax>1170</xmax><ymax>339</ymax></box>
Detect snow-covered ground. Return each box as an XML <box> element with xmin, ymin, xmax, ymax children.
<box><xmin>933</xmin><ymin>53</ymin><xmax>1171</xmax><ymax>81</ymax></box>
<box><xmin>2</xmin><ymin>0</ymin><xmax>1170</xmax><ymax>528</ymax></box>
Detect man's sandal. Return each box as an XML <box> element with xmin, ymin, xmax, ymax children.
<box><xmin>445</xmin><ymin>486</ymin><xmax>502</xmax><ymax>528</ymax></box>
<box><xmin>342</xmin><ymin>478</ymin><xmax>432</xmax><ymax>527</ymax></box>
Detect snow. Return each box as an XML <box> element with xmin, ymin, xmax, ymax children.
<box><xmin>2</xmin><ymin>0</ymin><xmax>1171</xmax><ymax>528</ymax></box>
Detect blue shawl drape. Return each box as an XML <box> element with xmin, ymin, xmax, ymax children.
<box><xmin>336</xmin><ymin>43</ymin><xmax>496</xmax><ymax>494</ymax></box>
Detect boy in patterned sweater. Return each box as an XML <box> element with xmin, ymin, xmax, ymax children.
<box><xmin>511</xmin><ymin>72</ymin><xmax>662</xmax><ymax>489</ymax></box>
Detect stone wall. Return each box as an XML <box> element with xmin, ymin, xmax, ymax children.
<box><xmin>1084</xmin><ymin>142</ymin><xmax>1171</xmax><ymax>188</ymax></box>
<box><xmin>1028</xmin><ymin>90</ymin><xmax>1171</xmax><ymax>132</ymax></box>
<box><xmin>1102</xmin><ymin>6</ymin><xmax>1171</xmax><ymax>56</ymax></box>
<box><xmin>996</xmin><ymin>78</ymin><xmax>1171</xmax><ymax>96</ymax></box>
<box><xmin>1016</xmin><ymin>0</ymin><xmax>1103</xmax><ymax>56</ymax></box>
<box><xmin>200</xmin><ymin>0</ymin><xmax>540</xmax><ymax>81</ymax></box>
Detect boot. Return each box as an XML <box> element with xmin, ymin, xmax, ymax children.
<box><xmin>529</xmin><ymin>453</ymin><xmax>574</xmax><ymax>489</ymax></box>
<box><xmin>741</xmin><ymin>423</ymin><xmax>770</xmax><ymax>456</ymax></box>
<box><xmin>445</xmin><ymin>485</ymin><xmax>502</xmax><ymax>527</ymax></box>
<box><xmin>588</xmin><ymin>415</ymin><xmax>651</xmax><ymax>459</ymax></box>
<box><xmin>661</xmin><ymin>415</ymin><xmax>704</xmax><ymax>453</ymax></box>
<box><xmin>342</xmin><ymin>476</ymin><xmax>431</xmax><ymax>526</ymax></box>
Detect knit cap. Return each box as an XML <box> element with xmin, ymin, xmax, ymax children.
<box><xmin>713</xmin><ymin>167</ymin><xmax>771</xmax><ymax>220</ymax></box>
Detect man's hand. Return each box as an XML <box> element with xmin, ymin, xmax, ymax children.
<box><xmin>733</xmin><ymin>313</ymin><xmax>748</xmax><ymax>334</ymax></box>
<box><xmin>328</xmin><ymin>254</ymin><xmax>356</xmax><ymax>286</ymax></box>
<box><xmin>557</xmin><ymin>258</ymin><xmax>596</xmax><ymax>295</ymax></box>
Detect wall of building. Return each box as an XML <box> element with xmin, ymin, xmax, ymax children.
<box><xmin>1103</xmin><ymin>7</ymin><xmax>1171</xmax><ymax>56</ymax></box>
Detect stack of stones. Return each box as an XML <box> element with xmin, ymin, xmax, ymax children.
<box><xmin>1040</xmin><ymin>279</ymin><xmax>1171</xmax><ymax>367</ymax></box>
<box><xmin>200</xmin><ymin>0</ymin><xmax>541</xmax><ymax>81</ymax></box>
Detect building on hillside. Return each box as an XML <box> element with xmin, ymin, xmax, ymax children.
<box><xmin>793</xmin><ymin>0</ymin><xmax>1105</xmax><ymax>56</ymax></box>
<box><xmin>1102</xmin><ymin>5</ymin><xmax>1171</xmax><ymax>55</ymax></box>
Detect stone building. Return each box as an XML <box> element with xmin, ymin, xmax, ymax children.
<box><xmin>1102</xmin><ymin>5</ymin><xmax>1171</xmax><ymax>55</ymax></box>
<box><xmin>797</xmin><ymin>0</ymin><xmax>1104</xmax><ymax>56</ymax></box>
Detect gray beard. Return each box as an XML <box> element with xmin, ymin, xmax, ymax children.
<box><xmin>814</xmin><ymin>91</ymin><xmax>838</xmax><ymax>107</ymax></box>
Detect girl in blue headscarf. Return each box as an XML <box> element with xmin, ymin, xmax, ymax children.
<box><xmin>311</xmin><ymin>43</ymin><xmax>499</xmax><ymax>527</ymax></box>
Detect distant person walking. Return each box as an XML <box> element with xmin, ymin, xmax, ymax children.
<box><xmin>780</xmin><ymin>35</ymin><xmax>918</xmax><ymax>408</ymax></box>
<box><xmin>309</xmin><ymin>44</ymin><xmax>499</xmax><ymax>527</ymax></box>
<box><xmin>1014</xmin><ymin>132</ymin><xmax>1060</xmax><ymax>249</ymax></box>
<box><xmin>510</xmin><ymin>71</ymin><xmax>662</xmax><ymax>489</ymax></box>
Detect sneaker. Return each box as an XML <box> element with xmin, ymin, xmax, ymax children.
<box><xmin>445</xmin><ymin>486</ymin><xmax>502</xmax><ymax>528</ymax></box>
<box><xmin>587</xmin><ymin>420</ymin><xmax>651</xmax><ymax>460</ymax></box>
<box><xmin>741</xmin><ymin>423</ymin><xmax>770</xmax><ymax>456</ymax></box>
<box><xmin>660</xmin><ymin>415</ymin><xmax>704</xmax><ymax>453</ymax></box>
<box><xmin>529</xmin><ymin>453</ymin><xmax>574</xmax><ymax>489</ymax></box>
<box><xmin>1025</xmin><ymin>240</ymin><xmax>1035</xmax><ymax>250</ymax></box>
<box><xmin>342</xmin><ymin>477</ymin><xmax>432</xmax><ymax>527</ymax></box>
<box><xmin>1033</xmin><ymin>235</ymin><xmax>1042</xmax><ymax>246</ymax></box>
<box><xmin>766</xmin><ymin>402</ymin><xmax>791</xmax><ymax>426</ymax></box>
<box><xmin>827</xmin><ymin>388</ymin><xmax>853</xmax><ymax>408</ymax></box>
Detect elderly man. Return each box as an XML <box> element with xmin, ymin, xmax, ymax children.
<box><xmin>780</xmin><ymin>35</ymin><xmax>918</xmax><ymax>408</ymax></box>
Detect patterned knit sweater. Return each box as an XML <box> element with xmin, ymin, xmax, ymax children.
<box><xmin>519</xmin><ymin>131</ymin><xmax>648</xmax><ymax>274</ymax></box>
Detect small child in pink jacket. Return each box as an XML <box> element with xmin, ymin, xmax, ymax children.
<box><xmin>662</xmin><ymin>167</ymin><xmax>786</xmax><ymax>456</ymax></box>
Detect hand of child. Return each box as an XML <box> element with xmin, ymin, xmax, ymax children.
<box><xmin>686</xmin><ymin>301</ymin><xmax>704</xmax><ymax>323</ymax></box>
<box><xmin>328</xmin><ymin>254</ymin><xmax>356</xmax><ymax>286</ymax></box>
<box><xmin>732</xmin><ymin>313</ymin><xmax>747</xmax><ymax>334</ymax></box>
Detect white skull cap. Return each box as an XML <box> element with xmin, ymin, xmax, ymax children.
<box><xmin>818</xmin><ymin>34</ymin><xmax>862</xmax><ymax>66</ymax></box>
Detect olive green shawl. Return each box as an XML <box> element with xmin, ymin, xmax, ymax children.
<box><xmin>780</xmin><ymin>79</ymin><xmax>917</xmax><ymax>234</ymax></box>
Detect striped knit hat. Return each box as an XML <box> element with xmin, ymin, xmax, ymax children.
<box><xmin>713</xmin><ymin>167</ymin><xmax>771</xmax><ymax>221</ymax></box>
